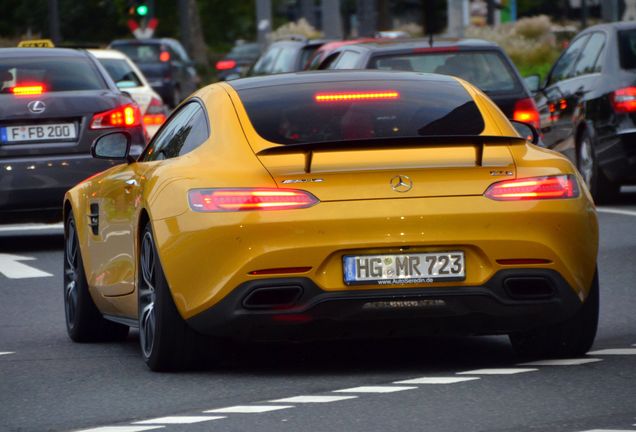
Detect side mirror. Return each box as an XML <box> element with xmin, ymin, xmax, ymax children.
<box><xmin>524</xmin><ymin>74</ymin><xmax>541</xmax><ymax>93</ymax></box>
<box><xmin>510</xmin><ymin>120</ymin><xmax>540</xmax><ymax>145</ymax></box>
<box><xmin>91</xmin><ymin>131</ymin><xmax>132</xmax><ymax>162</ymax></box>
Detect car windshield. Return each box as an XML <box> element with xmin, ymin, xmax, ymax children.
<box><xmin>618</xmin><ymin>29</ymin><xmax>636</xmax><ymax>69</ymax></box>
<box><xmin>0</xmin><ymin>57</ymin><xmax>106</xmax><ymax>93</ymax></box>
<box><xmin>112</xmin><ymin>43</ymin><xmax>161</xmax><ymax>63</ymax></box>
<box><xmin>235</xmin><ymin>77</ymin><xmax>485</xmax><ymax>145</ymax></box>
<box><xmin>369</xmin><ymin>51</ymin><xmax>520</xmax><ymax>93</ymax></box>
<box><xmin>98</xmin><ymin>58</ymin><xmax>143</xmax><ymax>87</ymax></box>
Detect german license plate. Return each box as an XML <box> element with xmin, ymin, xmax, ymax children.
<box><xmin>343</xmin><ymin>252</ymin><xmax>465</xmax><ymax>285</ymax></box>
<box><xmin>1</xmin><ymin>123</ymin><xmax>77</xmax><ymax>143</ymax></box>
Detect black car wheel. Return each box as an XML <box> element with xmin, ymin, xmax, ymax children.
<box><xmin>509</xmin><ymin>268</ymin><xmax>599</xmax><ymax>358</ymax></box>
<box><xmin>138</xmin><ymin>222</ymin><xmax>206</xmax><ymax>371</ymax></box>
<box><xmin>577</xmin><ymin>129</ymin><xmax>619</xmax><ymax>203</ymax></box>
<box><xmin>64</xmin><ymin>212</ymin><xmax>129</xmax><ymax>342</ymax></box>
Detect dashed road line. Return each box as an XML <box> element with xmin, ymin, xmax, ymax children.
<box><xmin>597</xmin><ymin>207</ymin><xmax>636</xmax><ymax>217</ymax></box>
<box><xmin>394</xmin><ymin>377</ymin><xmax>480</xmax><ymax>385</ymax></box>
<box><xmin>270</xmin><ymin>395</ymin><xmax>358</xmax><ymax>403</ymax></box>
<box><xmin>205</xmin><ymin>405</ymin><xmax>293</xmax><ymax>414</ymax></box>
<box><xmin>74</xmin><ymin>426</ymin><xmax>164</xmax><ymax>432</ymax></box>
<box><xmin>0</xmin><ymin>352</ymin><xmax>15</xmax><ymax>356</ymax></box>
<box><xmin>578</xmin><ymin>430</ymin><xmax>636</xmax><ymax>432</ymax></box>
<box><xmin>133</xmin><ymin>416</ymin><xmax>225</xmax><ymax>425</ymax></box>
<box><xmin>333</xmin><ymin>385</ymin><xmax>417</xmax><ymax>393</ymax></box>
<box><xmin>518</xmin><ymin>358</ymin><xmax>602</xmax><ymax>366</ymax></box>
<box><xmin>0</xmin><ymin>222</ymin><xmax>63</xmax><ymax>233</ymax></box>
<box><xmin>457</xmin><ymin>368</ymin><xmax>538</xmax><ymax>375</ymax></box>
<box><xmin>0</xmin><ymin>253</ymin><xmax>53</xmax><ymax>279</ymax></box>
<box><xmin>588</xmin><ymin>348</ymin><xmax>636</xmax><ymax>355</ymax></box>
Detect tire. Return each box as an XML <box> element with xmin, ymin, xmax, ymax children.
<box><xmin>510</xmin><ymin>269</ymin><xmax>599</xmax><ymax>359</ymax></box>
<box><xmin>577</xmin><ymin>129</ymin><xmax>619</xmax><ymax>203</ymax></box>
<box><xmin>138</xmin><ymin>222</ymin><xmax>206</xmax><ymax>371</ymax></box>
<box><xmin>64</xmin><ymin>212</ymin><xmax>129</xmax><ymax>342</ymax></box>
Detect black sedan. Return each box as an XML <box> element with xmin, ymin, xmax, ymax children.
<box><xmin>312</xmin><ymin>39</ymin><xmax>540</xmax><ymax>132</ymax></box>
<box><xmin>0</xmin><ymin>47</ymin><xmax>145</xmax><ymax>223</ymax></box>
<box><xmin>529</xmin><ymin>21</ymin><xmax>636</xmax><ymax>202</ymax></box>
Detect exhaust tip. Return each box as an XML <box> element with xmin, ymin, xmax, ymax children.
<box><xmin>504</xmin><ymin>277</ymin><xmax>555</xmax><ymax>300</ymax></box>
<box><xmin>243</xmin><ymin>286</ymin><xmax>303</xmax><ymax>310</ymax></box>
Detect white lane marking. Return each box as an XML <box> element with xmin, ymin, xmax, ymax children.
<box><xmin>394</xmin><ymin>377</ymin><xmax>480</xmax><ymax>385</ymax></box>
<box><xmin>0</xmin><ymin>352</ymin><xmax>15</xmax><ymax>356</ymax></box>
<box><xmin>0</xmin><ymin>254</ymin><xmax>53</xmax><ymax>279</ymax></box>
<box><xmin>73</xmin><ymin>426</ymin><xmax>164</xmax><ymax>432</ymax></box>
<box><xmin>134</xmin><ymin>416</ymin><xmax>225</xmax><ymax>424</ymax></box>
<box><xmin>597</xmin><ymin>207</ymin><xmax>636</xmax><ymax>217</ymax></box>
<box><xmin>518</xmin><ymin>358</ymin><xmax>602</xmax><ymax>366</ymax></box>
<box><xmin>457</xmin><ymin>368</ymin><xmax>538</xmax><ymax>375</ymax></box>
<box><xmin>588</xmin><ymin>348</ymin><xmax>636</xmax><ymax>355</ymax></box>
<box><xmin>578</xmin><ymin>430</ymin><xmax>636</xmax><ymax>432</ymax></box>
<box><xmin>269</xmin><ymin>395</ymin><xmax>358</xmax><ymax>403</ymax></box>
<box><xmin>204</xmin><ymin>405</ymin><xmax>293</xmax><ymax>414</ymax></box>
<box><xmin>333</xmin><ymin>386</ymin><xmax>417</xmax><ymax>393</ymax></box>
<box><xmin>0</xmin><ymin>222</ymin><xmax>63</xmax><ymax>233</ymax></box>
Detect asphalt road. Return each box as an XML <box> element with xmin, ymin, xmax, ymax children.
<box><xmin>1</xmin><ymin>194</ymin><xmax>635</xmax><ymax>432</ymax></box>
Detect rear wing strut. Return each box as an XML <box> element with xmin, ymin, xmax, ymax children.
<box><xmin>256</xmin><ymin>135</ymin><xmax>526</xmax><ymax>174</ymax></box>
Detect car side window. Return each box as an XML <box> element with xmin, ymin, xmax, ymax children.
<box><xmin>321</xmin><ymin>52</ymin><xmax>342</xmax><ymax>70</ymax></box>
<box><xmin>271</xmin><ymin>47</ymin><xmax>297</xmax><ymax>73</ymax></box>
<box><xmin>573</xmin><ymin>32</ymin><xmax>606</xmax><ymax>76</ymax></box>
<box><xmin>332</xmin><ymin>51</ymin><xmax>361</xmax><ymax>69</ymax></box>
<box><xmin>141</xmin><ymin>102</ymin><xmax>202</xmax><ymax>161</ymax></box>
<box><xmin>547</xmin><ymin>35</ymin><xmax>590</xmax><ymax>86</ymax></box>
<box><xmin>252</xmin><ymin>48</ymin><xmax>281</xmax><ymax>75</ymax></box>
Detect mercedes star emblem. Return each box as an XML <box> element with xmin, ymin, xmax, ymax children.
<box><xmin>27</xmin><ymin>100</ymin><xmax>46</xmax><ymax>114</ymax></box>
<box><xmin>390</xmin><ymin>175</ymin><xmax>413</xmax><ymax>193</ymax></box>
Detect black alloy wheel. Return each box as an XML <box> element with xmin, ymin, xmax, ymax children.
<box><xmin>509</xmin><ymin>268</ymin><xmax>599</xmax><ymax>358</ymax></box>
<box><xmin>138</xmin><ymin>222</ymin><xmax>209</xmax><ymax>371</ymax></box>
<box><xmin>64</xmin><ymin>212</ymin><xmax>129</xmax><ymax>342</ymax></box>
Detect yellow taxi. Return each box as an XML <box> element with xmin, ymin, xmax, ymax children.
<box><xmin>63</xmin><ymin>71</ymin><xmax>599</xmax><ymax>371</ymax></box>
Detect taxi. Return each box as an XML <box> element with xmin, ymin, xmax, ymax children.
<box><xmin>0</xmin><ymin>43</ymin><xmax>145</xmax><ymax>222</ymax></box>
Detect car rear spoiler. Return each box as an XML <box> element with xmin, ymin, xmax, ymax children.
<box><xmin>256</xmin><ymin>135</ymin><xmax>526</xmax><ymax>174</ymax></box>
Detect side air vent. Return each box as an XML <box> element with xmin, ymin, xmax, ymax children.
<box><xmin>88</xmin><ymin>203</ymin><xmax>99</xmax><ymax>235</ymax></box>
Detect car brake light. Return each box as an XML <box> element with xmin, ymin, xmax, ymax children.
<box><xmin>611</xmin><ymin>87</ymin><xmax>636</xmax><ymax>113</ymax></box>
<box><xmin>188</xmin><ymin>188</ymin><xmax>319</xmax><ymax>212</ymax></box>
<box><xmin>513</xmin><ymin>97</ymin><xmax>540</xmax><ymax>130</ymax></box>
<box><xmin>90</xmin><ymin>104</ymin><xmax>141</xmax><ymax>129</ymax></box>
<box><xmin>159</xmin><ymin>51</ymin><xmax>170</xmax><ymax>62</ymax></box>
<box><xmin>484</xmin><ymin>175</ymin><xmax>579</xmax><ymax>201</ymax></box>
<box><xmin>11</xmin><ymin>83</ymin><xmax>45</xmax><ymax>96</ymax></box>
<box><xmin>216</xmin><ymin>59</ymin><xmax>237</xmax><ymax>70</ymax></box>
<box><xmin>143</xmin><ymin>97</ymin><xmax>166</xmax><ymax>126</ymax></box>
<box><xmin>315</xmin><ymin>90</ymin><xmax>400</xmax><ymax>103</ymax></box>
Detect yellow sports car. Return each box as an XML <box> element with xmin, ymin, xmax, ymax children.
<box><xmin>63</xmin><ymin>71</ymin><xmax>599</xmax><ymax>371</ymax></box>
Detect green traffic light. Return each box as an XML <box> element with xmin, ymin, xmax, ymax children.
<box><xmin>136</xmin><ymin>4</ymin><xmax>148</xmax><ymax>16</ymax></box>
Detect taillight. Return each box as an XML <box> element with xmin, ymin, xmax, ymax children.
<box><xmin>611</xmin><ymin>87</ymin><xmax>636</xmax><ymax>113</ymax></box>
<box><xmin>314</xmin><ymin>90</ymin><xmax>400</xmax><ymax>103</ymax></box>
<box><xmin>188</xmin><ymin>188</ymin><xmax>319</xmax><ymax>212</ymax></box>
<box><xmin>159</xmin><ymin>51</ymin><xmax>170</xmax><ymax>62</ymax></box>
<box><xmin>90</xmin><ymin>104</ymin><xmax>141</xmax><ymax>129</ymax></box>
<box><xmin>484</xmin><ymin>175</ymin><xmax>579</xmax><ymax>201</ymax></box>
<box><xmin>143</xmin><ymin>97</ymin><xmax>166</xmax><ymax>126</ymax></box>
<box><xmin>513</xmin><ymin>97</ymin><xmax>540</xmax><ymax>130</ymax></box>
<box><xmin>216</xmin><ymin>59</ymin><xmax>237</xmax><ymax>70</ymax></box>
<box><xmin>11</xmin><ymin>83</ymin><xmax>45</xmax><ymax>96</ymax></box>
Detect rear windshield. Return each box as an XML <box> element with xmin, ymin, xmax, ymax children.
<box><xmin>618</xmin><ymin>29</ymin><xmax>636</xmax><ymax>69</ymax></box>
<box><xmin>98</xmin><ymin>58</ymin><xmax>143</xmax><ymax>87</ymax></box>
<box><xmin>0</xmin><ymin>57</ymin><xmax>107</xmax><ymax>93</ymax></box>
<box><xmin>235</xmin><ymin>79</ymin><xmax>485</xmax><ymax>145</ymax></box>
<box><xmin>112</xmin><ymin>43</ymin><xmax>161</xmax><ymax>63</ymax></box>
<box><xmin>369</xmin><ymin>51</ymin><xmax>520</xmax><ymax>93</ymax></box>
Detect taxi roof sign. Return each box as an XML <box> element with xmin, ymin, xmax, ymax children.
<box><xmin>18</xmin><ymin>39</ymin><xmax>55</xmax><ymax>48</ymax></box>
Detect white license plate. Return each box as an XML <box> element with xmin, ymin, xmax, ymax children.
<box><xmin>1</xmin><ymin>123</ymin><xmax>77</xmax><ymax>143</ymax></box>
<box><xmin>343</xmin><ymin>252</ymin><xmax>465</xmax><ymax>285</ymax></box>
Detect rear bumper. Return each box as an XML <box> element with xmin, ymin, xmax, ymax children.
<box><xmin>0</xmin><ymin>154</ymin><xmax>116</xmax><ymax>222</ymax></box>
<box><xmin>598</xmin><ymin>130</ymin><xmax>636</xmax><ymax>183</ymax></box>
<box><xmin>186</xmin><ymin>269</ymin><xmax>583</xmax><ymax>341</ymax></box>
